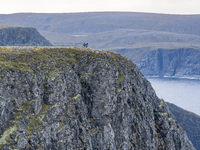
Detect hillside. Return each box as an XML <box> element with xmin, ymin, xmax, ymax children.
<box><xmin>0</xmin><ymin>47</ymin><xmax>195</xmax><ymax>149</ymax></box>
<box><xmin>1</xmin><ymin>12</ymin><xmax>200</xmax><ymax>78</ymax></box>
<box><xmin>1</xmin><ymin>12</ymin><xmax>200</xmax><ymax>44</ymax></box>
<box><xmin>0</xmin><ymin>25</ymin><xmax>52</xmax><ymax>46</ymax></box>
<box><xmin>167</xmin><ymin>102</ymin><xmax>200</xmax><ymax>150</ymax></box>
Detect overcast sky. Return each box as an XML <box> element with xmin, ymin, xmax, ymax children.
<box><xmin>1</xmin><ymin>0</ymin><xmax>200</xmax><ymax>15</ymax></box>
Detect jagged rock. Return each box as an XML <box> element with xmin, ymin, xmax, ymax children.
<box><xmin>0</xmin><ymin>25</ymin><xmax>52</xmax><ymax>46</ymax></box>
<box><xmin>0</xmin><ymin>47</ymin><xmax>195</xmax><ymax>149</ymax></box>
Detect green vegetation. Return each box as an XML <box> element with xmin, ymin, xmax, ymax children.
<box><xmin>0</xmin><ymin>54</ymin><xmax>32</xmax><ymax>73</ymax></box>
<box><xmin>72</xmin><ymin>94</ymin><xmax>81</xmax><ymax>101</ymax></box>
<box><xmin>9</xmin><ymin>145</ymin><xmax>18</xmax><ymax>150</ymax></box>
<box><xmin>0</xmin><ymin>47</ymin><xmax>124</xmax><ymax>75</ymax></box>
<box><xmin>46</xmin><ymin>70</ymin><xmax>60</xmax><ymax>81</ymax></box>
<box><xmin>0</xmin><ymin>98</ymin><xmax>51</xmax><ymax>148</ymax></box>
<box><xmin>117</xmin><ymin>72</ymin><xmax>124</xmax><ymax>85</ymax></box>
<box><xmin>17</xmin><ymin>100</ymin><xmax>33</xmax><ymax>111</ymax></box>
<box><xmin>0</xmin><ymin>125</ymin><xmax>18</xmax><ymax>145</ymax></box>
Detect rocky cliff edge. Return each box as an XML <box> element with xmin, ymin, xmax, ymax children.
<box><xmin>0</xmin><ymin>47</ymin><xmax>195</xmax><ymax>149</ymax></box>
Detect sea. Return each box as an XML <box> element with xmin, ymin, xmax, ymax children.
<box><xmin>147</xmin><ymin>77</ymin><xmax>200</xmax><ymax>116</ymax></box>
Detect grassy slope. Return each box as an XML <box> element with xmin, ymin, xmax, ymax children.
<box><xmin>0</xmin><ymin>47</ymin><xmax>127</xmax><ymax>74</ymax></box>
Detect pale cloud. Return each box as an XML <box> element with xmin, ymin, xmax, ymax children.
<box><xmin>0</xmin><ymin>0</ymin><xmax>200</xmax><ymax>14</ymax></box>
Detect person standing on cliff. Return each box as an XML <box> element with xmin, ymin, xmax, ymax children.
<box><xmin>85</xmin><ymin>43</ymin><xmax>88</xmax><ymax>48</ymax></box>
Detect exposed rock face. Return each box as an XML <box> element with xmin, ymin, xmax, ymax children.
<box><xmin>167</xmin><ymin>102</ymin><xmax>200</xmax><ymax>150</ymax></box>
<box><xmin>137</xmin><ymin>48</ymin><xmax>200</xmax><ymax>78</ymax></box>
<box><xmin>0</xmin><ymin>26</ymin><xmax>52</xmax><ymax>46</ymax></box>
<box><xmin>0</xmin><ymin>47</ymin><xmax>195</xmax><ymax>149</ymax></box>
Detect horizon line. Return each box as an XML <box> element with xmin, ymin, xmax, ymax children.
<box><xmin>1</xmin><ymin>11</ymin><xmax>200</xmax><ymax>16</ymax></box>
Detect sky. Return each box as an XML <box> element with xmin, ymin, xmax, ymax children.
<box><xmin>1</xmin><ymin>0</ymin><xmax>200</xmax><ymax>15</ymax></box>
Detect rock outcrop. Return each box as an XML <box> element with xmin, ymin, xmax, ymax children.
<box><xmin>0</xmin><ymin>25</ymin><xmax>52</xmax><ymax>46</ymax></box>
<box><xmin>136</xmin><ymin>48</ymin><xmax>200</xmax><ymax>78</ymax></box>
<box><xmin>0</xmin><ymin>47</ymin><xmax>195</xmax><ymax>149</ymax></box>
<box><xmin>167</xmin><ymin>102</ymin><xmax>200</xmax><ymax>150</ymax></box>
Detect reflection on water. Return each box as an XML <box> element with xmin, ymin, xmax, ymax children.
<box><xmin>147</xmin><ymin>77</ymin><xmax>200</xmax><ymax>116</ymax></box>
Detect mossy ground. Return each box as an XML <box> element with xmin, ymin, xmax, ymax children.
<box><xmin>0</xmin><ymin>47</ymin><xmax>134</xmax><ymax>77</ymax></box>
<box><xmin>117</xmin><ymin>72</ymin><xmax>125</xmax><ymax>85</ymax></box>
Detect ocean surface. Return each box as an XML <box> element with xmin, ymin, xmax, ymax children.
<box><xmin>147</xmin><ymin>77</ymin><xmax>200</xmax><ymax>116</ymax></box>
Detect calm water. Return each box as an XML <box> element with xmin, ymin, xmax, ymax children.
<box><xmin>147</xmin><ymin>77</ymin><xmax>200</xmax><ymax>116</ymax></box>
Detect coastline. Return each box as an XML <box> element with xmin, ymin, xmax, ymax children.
<box><xmin>145</xmin><ymin>75</ymin><xmax>200</xmax><ymax>81</ymax></box>
<box><xmin>146</xmin><ymin>75</ymin><xmax>200</xmax><ymax>116</ymax></box>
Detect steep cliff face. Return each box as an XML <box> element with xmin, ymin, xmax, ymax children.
<box><xmin>0</xmin><ymin>47</ymin><xmax>195</xmax><ymax>149</ymax></box>
<box><xmin>167</xmin><ymin>102</ymin><xmax>200</xmax><ymax>150</ymax></box>
<box><xmin>137</xmin><ymin>48</ymin><xmax>200</xmax><ymax>78</ymax></box>
<box><xmin>0</xmin><ymin>26</ymin><xmax>52</xmax><ymax>46</ymax></box>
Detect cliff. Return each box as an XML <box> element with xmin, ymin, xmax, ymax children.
<box><xmin>112</xmin><ymin>47</ymin><xmax>200</xmax><ymax>78</ymax></box>
<box><xmin>0</xmin><ymin>47</ymin><xmax>195</xmax><ymax>149</ymax></box>
<box><xmin>137</xmin><ymin>48</ymin><xmax>200</xmax><ymax>78</ymax></box>
<box><xmin>0</xmin><ymin>25</ymin><xmax>52</xmax><ymax>46</ymax></box>
<box><xmin>167</xmin><ymin>102</ymin><xmax>200</xmax><ymax>150</ymax></box>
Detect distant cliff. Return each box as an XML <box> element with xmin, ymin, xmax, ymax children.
<box><xmin>0</xmin><ymin>25</ymin><xmax>52</xmax><ymax>46</ymax></box>
<box><xmin>112</xmin><ymin>47</ymin><xmax>200</xmax><ymax>79</ymax></box>
<box><xmin>0</xmin><ymin>47</ymin><xmax>194</xmax><ymax>149</ymax></box>
<box><xmin>137</xmin><ymin>48</ymin><xmax>200</xmax><ymax>78</ymax></box>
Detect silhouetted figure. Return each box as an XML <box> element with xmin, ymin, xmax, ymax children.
<box><xmin>85</xmin><ymin>43</ymin><xmax>88</xmax><ymax>48</ymax></box>
<box><xmin>83</xmin><ymin>43</ymin><xmax>85</xmax><ymax>47</ymax></box>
